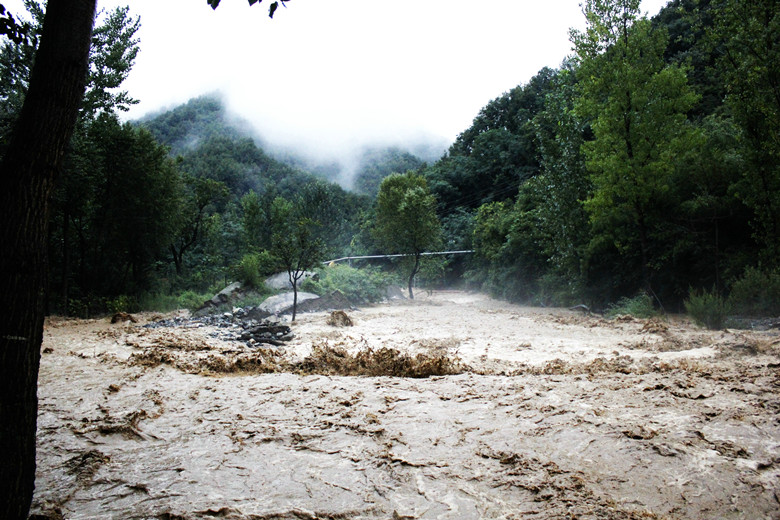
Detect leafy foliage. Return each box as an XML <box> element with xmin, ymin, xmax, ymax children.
<box><xmin>270</xmin><ymin>196</ymin><xmax>327</xmax><ymax>321</ymax></box>
<box><xmin>303</xmin><ymin>264</ymin><xmax>392</xmax><ymax>304</ymax></box>
<box><xmin>373</xmin><ymin>172</ymin><xmax>442</xmax><ymax>298</ymax></box>
<box><xmin>0</xmin><ymin>3</ymin><xmax>30</xmax><ymax>44</ymax></box>
<box><xmin>728</xmin><ymin>267</ymin><xmax>780</xmax><ymax>316</ymax></box>
<box><xmin>605</xmin><ymin>293</ymin><xmax>658</xmax><ymax>319</ymax></box>
<box><xmin>707</xmin><ymin>0</ymin><xmax>780</xmax><ymax>261</ymax></box>
<box><xmin>573</xmin><ymin>0</ymin><xmax>701</xmax><ymax>296</ymax></box>
<box><xmin>685</xmin><ymin>288</ymin><xmax>731</xmax><ymax>330</ymax></box>
<box><xmin>49</xmin><ymin>114</ymin><xmax>182</xmax><ymax>309</ymax></box>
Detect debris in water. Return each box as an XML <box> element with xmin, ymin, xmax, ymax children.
<box><xmin>111</xmin><ymin>312</ymin><xmax>137</xmax><ymax>324</ymax></box>
<box><xmin>326</xmin><ymin>310</ymin><xmax>354</xmax><ymax>327</ymax></box>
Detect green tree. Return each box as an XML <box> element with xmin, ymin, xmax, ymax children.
<box><xmin>270</xmin><ymin>196</ymin><xmax>327</xmax><ymax>321</ymax></box>
<box><xmin>170</xmin><ymin>175</ymin><xmax>228</xmax><ymax>277</ymax></box>
<box><xmin>51</xmin><ymin>114</ymin><xmax>182</xmax><ymax>304</ymax></box>
<box><xmin>0</xmin><ymin>2</ymin><xmax>139</xmax><ymax>143</ymax></box>
<box><xmin>572</xmin><ymin>0</ymin><xmax>700</xmax><ymax>299</ymax></box>
<box><xmin>425</xmin><ymin>68</ymin><xmax>556</xmax><ymax>213</ymax></box>
<box><xmin>531</xmin><ymin>65</ymin><xmax>591</xmax><ymax>291</ymax></box>
<box><xmin>3</xmin><ymin>2</ymin><xmax>143</xmax><ymax>311</ymax></box>
<box><xmin>707</xmin><ymin>0</ymin><xmax>780</xmax><ymax>262</ymax></box>
<box><xmin>240</xmin><ymin>189</ymin><xmax>267</xmax><ymax>252</ymax></box>
<box><xmin>373</xmin><ymin>172</ymin><xmax>442</xmax><ymax>299</ymax></box>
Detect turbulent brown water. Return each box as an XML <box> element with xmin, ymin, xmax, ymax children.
<box><xmin>32</xmin><ymin>291</ymin><xmax>780</xmax><ymax>519</ymax></box>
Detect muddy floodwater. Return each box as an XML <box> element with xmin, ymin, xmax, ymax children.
<box><xmin>32</xmin><ymin>291</ymin><xmax>780</xmax><ymax>519</ymax></box>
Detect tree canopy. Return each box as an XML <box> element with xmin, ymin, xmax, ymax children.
<box><xmin>373</xmin><ymin>171</ymin><xmax>442</xmax><ymax>298</ymax></box>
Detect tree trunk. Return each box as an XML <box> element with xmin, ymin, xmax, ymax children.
<box><xmin>0</xmin><ymin>1</ymin><xmax>96</xmax><ymax>518</ymax></box>
<box><xmin>292</xmin><ymin>282</ymin><xmax>299</xmax><ymax>322</ymax></box>
<box><xmin>170</xmin><ymin>244</ymin><xmax>183</xmax><ymax>276</ymax></box>
<box><xmin>408</xmin><ymin>253</ymin><xmax>421</xmax><ymax>300</ymax></box>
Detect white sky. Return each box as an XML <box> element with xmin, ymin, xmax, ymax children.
<box><xmin>6</xmin><ymin>0</ymin><xmax>670</xmax><ymax>159</ymax></box>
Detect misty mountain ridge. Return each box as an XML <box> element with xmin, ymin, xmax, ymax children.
<box><xmin>138</xmin><ymin>94</ymin><xmax>446</xmax><ymax>193</ymax></box>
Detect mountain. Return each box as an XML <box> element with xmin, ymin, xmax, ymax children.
<box><xmin>138</xmin><ymin>94</ymin><xmax>445</xmax><ymax>192</ymax></box>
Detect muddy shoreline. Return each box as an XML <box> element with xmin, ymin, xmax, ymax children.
<box><xmin>32</xmin><ymin>291</ymin><xmax>780</xmax><ymax>519</ymax></box>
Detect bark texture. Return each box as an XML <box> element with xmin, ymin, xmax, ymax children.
<box><xmin>0</xmin><ymin>1</ymin><xmax>96</xmax><ymax>518</ymax></box>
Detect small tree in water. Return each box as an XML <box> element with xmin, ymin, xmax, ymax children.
<box><xmin>373</xmin><ymin>172</ymin><xmax>442</xmax><ymax>299</ymax></box>
<box><xmin>270</xmin><ymin>196</ymin><xmax>326</xmax><ymax>321</ymax></box>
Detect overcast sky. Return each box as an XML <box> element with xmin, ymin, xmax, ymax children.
<box><xmin>7</xmin><ymin>0</ymin><xmax>670</xmax><ymax>159</ymax></box>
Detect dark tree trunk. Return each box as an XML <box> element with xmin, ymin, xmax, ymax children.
<box><xmin>292</xmin><ymin>281</ymin><xmax>299</xmax><ymax>322</ymax></box>
<box><xmin>0</xmin><ymin>1</ymin><xmax>96</xmax><ymax>518</ymax></box>
<box><xmin>408</xmin><ymin>253</ymin><xmax>421</xmax><ymax>300</ymax></box>
<box><xmin>170</xmin><ymin>244</ymin><xmax>184</xmax><ymax>276</ymax></box>
<box><xmin>289</xmin><ymin>269</ymin><xmax>300</xmax><ymax>322</ymax></box>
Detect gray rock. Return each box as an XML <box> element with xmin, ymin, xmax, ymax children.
<box><xmin>386</xmin><ymin>285</ymin><xmax>407</xmax><ymax>300</ymax></box>
<box><xmin>203</xmin><ymin>281</ymin><xmax>243</xmax><ymax>308</ymax></box>
<box><xmin>264</xmin><ymin>271</ymin><xmax>317</xmax><ymax>291</ymax></box>
<box><xmin>259</xmin><ymin>292</ymin><xmax>320</xmax><ymax>314</ymax></box>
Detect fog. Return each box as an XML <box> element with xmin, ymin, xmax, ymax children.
<box><xmin>4</xmin><ymin>0</ymin><xmax>670</xmax><ymax>170</ymax></box>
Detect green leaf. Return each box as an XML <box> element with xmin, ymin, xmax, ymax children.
<box><xmin>269</xmin><ymin>2</ymin><xmax>279</xmax><ymax>18</ymax></box>
<box><xmin>208</xmin><ymin>0</ymin><xmax>221</xmax><ymax>10</ymax></box>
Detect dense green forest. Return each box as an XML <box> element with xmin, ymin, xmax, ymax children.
<box><xmin>1</xmin><ymin>0</ymin><xmax>778</xmax><ymax>320</ymax></box>
<box><xmin>421</xmin><ymin>0</ymin><xmax>779</xmax><ymax>317</ymax></box>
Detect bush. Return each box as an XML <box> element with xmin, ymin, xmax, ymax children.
<box><xmin>134</xmin><ymin>290</ymin><xmax>213</xmax><ymax>313</ymax></box>
<box><xmin>303</xmin><ymin>264</ymin><xmax>392</xmax><ymax>303</ymax></box>
<box><xmin>234</xmin><ymin>251</ymin><xmax>278</xmax><ymax>289</ymax></box>
<box><xmin>605</xmin><ymin>292</ymin><xmax>657</xmax><ymax>319</ymax></box>
<box><xmin>177</xmin><ymin>290</ymin><xmax>209</xmax><ymax>311</ymax></box>
<box><xmin>234</xmin><ymin>253</ymin><xmax>261</xmax><ymax>288</ymax></box>
<box><xmin>107</xmin><ymin>294</ymin><xmax>138</xmax><ymax>314</ymax></box>
<box><xmin>685</xmin><ymin>288</ymin><xmax>732</xmax><ymax>330</ymax></box>
<box><xmin>728</xmin><ymin>266</ymin><xmax>780</xmax><ymax>316</ymax></box>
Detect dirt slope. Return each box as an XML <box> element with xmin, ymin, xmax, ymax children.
<box><xmin>32</xmin><ymin>291</ymin><xmax>780</xmax><ymax>519</ymax></box>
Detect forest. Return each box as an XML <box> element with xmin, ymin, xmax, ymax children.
<box><xmin>2</xmin><ymin>0</ymin><xmax>778</xmax><ymax>321</ymax></box>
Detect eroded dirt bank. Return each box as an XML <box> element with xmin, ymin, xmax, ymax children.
<box><xmin>32</xmin><ymin>292</ymin><xmax>780</xmax><ymax>519</ymax></box>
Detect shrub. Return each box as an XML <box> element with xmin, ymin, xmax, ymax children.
<box><xmin>605</xmin><ymin>292</ymin><xmax>657</xmax><ymax>319</ymax></box>
<box><xmin>685</xmin><ymin>288</ymin><xmax>732</xmax><ymax>330</ymax></box>
<box><xmin>234</xmin><ymin>253</ymin><xmax>262</xmax><ymax>288</ymax></box>
<box><xmin>177</xmin><ymin>290</ymin><xmax>209</xmax><ymax>311</ymax></box>
<box><xmin>728</xmin><ymin>266</ymin><xmax>780</xmax><ymax>316</ymax></box>
<box><xmin>303</xmin><ymin>264</ymin><xmax>392</xmax><ymax>303</ymax></box>
<box><xmin>107</xmin><ymin>294</ymin><xmax>138</xmax><ymax>314</ymax></box>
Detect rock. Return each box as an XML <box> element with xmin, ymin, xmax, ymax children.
<box><xmin>244</xmin><ymin>306</ymin><xmax>271</xmax><ymax>322</ymax></box>
<box><xmin>259</xmin><ymin>292</ymin><xmax>320</xmax><ymax>314</ymax></box>
<box><xmin>264</xmin><ymin>271</ymin><xmax>317</xmax><ymax>291</ymax></box>
<box><xmin>386</xmin><ymin>285</ymin><xmax>406</xmax><ymax>300</ymax></box>
<box><xmin>111</xmin><ymin>312</ymin><xmax>137</xmax><ymax>324</ymax></box>
<box><xmin>295</xmin><ymin>291</ymin><xmax>353</xmax><ymax>313</ymax></box>
<box><xmin>327</xmin><ymin>310</ymin><xmax>354</xmax><ymax>327</ymax></box>
<box><xmin>240</xmin><ymin>323</ymin><xmax>294</xmax><ymax>346</ymax></box>
<box><xmin>199</xmin><ymin>281</ymin><xmax>243</xmax><ymax>310</ymax></box>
